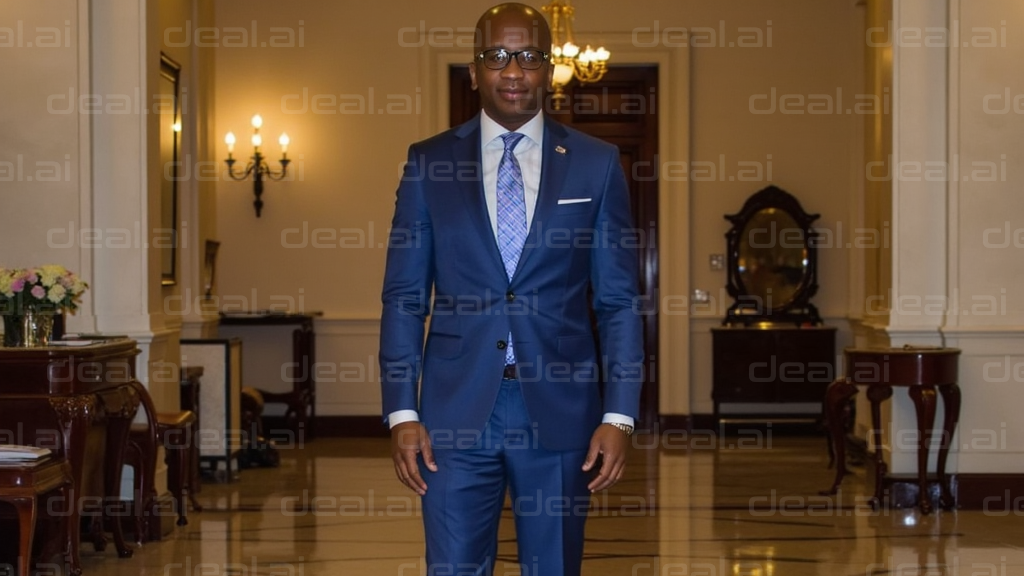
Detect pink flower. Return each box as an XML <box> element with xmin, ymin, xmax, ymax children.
<box><xmin>10</xmin><ymin>279</ymin><xmax>24</xmax><ymax>293</ymax></box>
<box><xmin>26</xmin><ymin>272</ymin><xmax>38</xmax><ymax>284</ymax></box>
<box><xmin>31</xmin><ymin>285</ymin><xmax>46</xmax><ymax>299</ymax></box>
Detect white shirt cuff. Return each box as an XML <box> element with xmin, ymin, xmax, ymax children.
<box><xmin>387</xmin><ymin>410</ymin><xmax>420</xmax><ymax>429</ymax></box>
<box><xmin>602</xmin><ymin>413</ymin><xmax>634</xmax><ymax>428</ymax></box>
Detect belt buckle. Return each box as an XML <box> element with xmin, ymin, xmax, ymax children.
<box><xmin>503</xmin><ymin>364</ymin><xmax>517</xmax><ymax>380</ymax></box>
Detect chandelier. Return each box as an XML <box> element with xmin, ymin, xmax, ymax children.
<box><xmin>541</xmin><ymin>0</ymin><xmax>611</xmax><ymax>108</ymax></box>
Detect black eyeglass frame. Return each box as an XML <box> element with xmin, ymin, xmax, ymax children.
<box><xmin>475</xmin><ymin>48</ymin><xmax>552</xmax><ymax>71</ymax></box>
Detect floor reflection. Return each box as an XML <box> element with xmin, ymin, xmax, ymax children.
<box><xmin>57</xmin><ymin>434</ymin><xmax>1024</xmax><ymax>575</ymax></box>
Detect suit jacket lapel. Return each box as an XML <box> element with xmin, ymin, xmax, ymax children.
<box><xmin>513</xmin><ymin>117</ymin><xmax>570</xmax><ymax>282</ymax></box>
<box><xmin>453</xmin><ymin>115</ymin><xmax>507</xmax><ymax>279</ymax></box>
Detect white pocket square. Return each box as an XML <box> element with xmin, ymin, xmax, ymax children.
<box><xmin>557</xmin><ymin>198</ymin><xmax>592</xmax><ymax>205</ymax></box>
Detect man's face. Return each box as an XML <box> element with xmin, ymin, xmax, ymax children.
<box><xmin>469</xmin><ymin>13</ymin><xmax>553</xmax><ymax>131</ymax></box>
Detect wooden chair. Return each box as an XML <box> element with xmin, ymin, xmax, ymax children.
<box><xmin>179</xmin><ymin>367</ymin><xmax>204</xmax><ymax>515</ymax></box>
<box><xmin>0</xmin><ymin>454</ymin><xmax>74</xmax><ymax>576</ymax></box>
<box><xmin>124</xmin><ymin>380</ymin><xmax>199</xmax><ymax>542</ymax></box>
<box><xmin>256</xmin><ymin>323</ymin><xmax>315</xmax><ymax>437</ymax></box>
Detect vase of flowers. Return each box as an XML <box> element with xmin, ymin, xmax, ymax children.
<box><xmin>0</xmin><ymin>265</ymin><xmax>88</xmax><ymax>347</ymax></box>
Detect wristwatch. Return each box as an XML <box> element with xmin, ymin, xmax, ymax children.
<box><xmin>608</xmin><ymin>422</ymin><xmax>634</xmax><ymax>437</ymax></box>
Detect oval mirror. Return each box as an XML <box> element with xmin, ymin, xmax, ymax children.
<box><xmin>737</xmin><ymin>208</ymin><xmax>807</xmax><ymax>308</ymax></box>
<box><xmin>722</xmin><ymin>185</ymin><xmax>822</xmax><ymax>326</ymax></box>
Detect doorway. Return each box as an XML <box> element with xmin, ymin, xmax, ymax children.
<box><xmin>449</xmin><ymin>66</ymin><xmax>661</xmax><ymax>426</ymax></box>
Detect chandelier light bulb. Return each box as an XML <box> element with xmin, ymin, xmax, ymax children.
<box><xmin>225</xmin><ymin>132</ymin><xmax>236</xmax><ymax>153</ymax></box>
<box><xmin>252</xmin><ymin>133</ymin><xmax>263</xmax><ymax>148</ymax></box>
<box><xmin>251</xmin><ymin>114</ymin><xmax>263</xmax><ymax>129</ymax></box>
<box><xmin>595</xmin><ymin>47</ymin><xmax>611</xmax><ymax>61</ymax></box>
<box><xmin>552</xmin><ymin>63</ymin><xmax>574</xmax><ymax>86</ymax></box>
<box><xmin>562</xmin><ymin>42</ymin><xmax>579</xmax><ymax>58</ymax></box>
<box><xmin>279</xmin><ymin>133</ymin><xmax>290</xmax><ymax>153</ymax></box>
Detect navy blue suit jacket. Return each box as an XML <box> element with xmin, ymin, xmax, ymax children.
<box><xmin>379</xmin><ymin>113</ymin><xmax>644</xmax><ymax>451</ymax></box>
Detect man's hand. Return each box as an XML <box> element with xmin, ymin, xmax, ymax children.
<box><xmin>390</xmin><ymin>421</ymin><xmax>436</xmax><ymax>495</ymax></box>
<box><xmin>582</xmin><ymin>423</ymin><xmax>630</xmax><ymax>492</ymax></box>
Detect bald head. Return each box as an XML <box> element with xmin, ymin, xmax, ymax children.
<box><xmin>474</xmin><ymin>3</ymin><xmax>552</xmax><ymax>53</ymax></box>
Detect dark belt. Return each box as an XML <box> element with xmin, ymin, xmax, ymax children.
<box><xmin>502</xmin><ymin>364</ymin><xmax>517</xmax><ymax>380</ymax></box>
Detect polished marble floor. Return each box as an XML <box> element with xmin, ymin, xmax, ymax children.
<box><xmin>66</xmin><ymin>432</ymin><xmax>1024</xmax><ymax>575</ymax></box>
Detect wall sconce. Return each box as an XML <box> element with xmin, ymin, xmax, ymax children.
<box><xmin>224</xmin><ymin>114</ymin><xmax>290</xmax><ymax>217</ymax></box>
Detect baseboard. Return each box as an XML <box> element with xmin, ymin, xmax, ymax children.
<box><xmin>866</xmin><ymin>458</ymin><xmax>1024</xmax><ymax>511</ymax></box>
<box><xmin>658</xmin><ymin>414</ymin><xmax>693</xmax><ymax>432</ymax></box>
<box><xmin>312</xmin><ymin>416</ymin><xmax>390</xmax><ymax>438</ymax></box>
<box><xmin>953</xmin><ymin>473</ymin><xmax>1024</xmax><ymax>511</ymax></box>
<box><xmin>310</xmin><ymin>414</ymin><xmax>827</xmax><ymax>439</ymax></box>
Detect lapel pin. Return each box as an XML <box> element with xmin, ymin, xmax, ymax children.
<box><xmin>555</xmin><ymin>146</ymin><xmax>567</xmax><ymax>155</ymax></box>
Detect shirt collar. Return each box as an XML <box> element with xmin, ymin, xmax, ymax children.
<box><xmin>480</xmin><ymin>109</ymin><xmax>544</xmax><ymax>149</ymax></box>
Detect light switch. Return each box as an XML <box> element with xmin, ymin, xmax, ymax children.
<box><xmin>709</xmin><ymin>254</ymin><xmax>726</xmax><ymax>271</ymax></box>
<box><xmin>692</xmin><ymin>289</ymin><xmax>710</xmax><ymax>304</ymax></box>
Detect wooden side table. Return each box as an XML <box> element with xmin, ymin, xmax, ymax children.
<box><xmin>0</xmin><ymin>458</ymin><xmax>74</xmax><ymax>576</ymax></box>
<box><xmin>823</xmin><ymin>346</ymin><xmax>961</xmax><ymax>513</ymax></box>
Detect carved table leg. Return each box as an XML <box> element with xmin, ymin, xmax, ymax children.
<box><xmin>102</xmin><ymin>385</ymin><xmax>138</xmax><ymax>559</ymax></box>
<box><xmin>866</xmin><ymin>384</ymin><xmax>893</xmax><ymax>509</ymax></box>
<box><xmin>908</xmin><ymin>385</ymin><xmax>938</xmax><ymax>514</ymax></box>
<box><xmin>50</xmin><ymin>395</ymin><xmax>95</xmax><ymax>576</ymax></box>
<box><xmin>937</xmin><ymin>383</ymin><xmax>961</xmax><ymax>510</ymax></box>
<box><xmin>11</xmin><ymin>497</ymin><xmax>36</xmax><ymax>576</ymax></box>
<box><xmin>822</xmin><ymin>379</ymin><xmax>858</xmax><ymax>495</ymax></box>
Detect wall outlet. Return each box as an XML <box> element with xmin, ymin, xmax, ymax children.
<box><xmin>709</xmin><ymin>254</ymin><xmax>726</xmax><ymax>271</ymax></box>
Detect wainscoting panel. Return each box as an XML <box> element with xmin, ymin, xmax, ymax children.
<box><xmin>310</xmin><ymin>317</ymin><xmax>383</xmax><ymax>416</ymax></box>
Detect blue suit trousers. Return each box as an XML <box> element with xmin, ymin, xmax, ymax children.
<box><xmin>420</xmin><ymin>379</ymin><xmax>590</xmax><ymax>576</ymax></box>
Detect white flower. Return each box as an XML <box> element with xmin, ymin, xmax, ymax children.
<box><xmin>47</xmin><ymin>284</ymin><xmax>67</xmax><ymax>304</ymax></box>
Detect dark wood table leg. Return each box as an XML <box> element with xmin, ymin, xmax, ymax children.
<box><xmin>12</xmin><ymin>497</ymin><xmax>36</xmax><ymax>576</ymax></box>
<box><xmin>50</xmin><ymin>395</ymin><xmax>95</xmax><ymax>576</ymax></box>
<box><xmin>908</xmin><ymin>385</ymin><xmax>938</xmax><ymax>514</ymax></box>
<box><xmin>102</xmin><ymin>386</ymin><xmax>138</xmax><ymax>559</ymax></box>
<box><xmin>937</xmin><ymin>383</ymin><xmax>961</xmax><ymax>510</ymax></box>
<box><xmin>822</xmin><ymin>379</ymin><xmax>858</xmax><ymax>495</ymax></box>
<box><xmin>866</xmin><ymin>384</ymin><xmax>892</xmax><ymax>509</ymax></box>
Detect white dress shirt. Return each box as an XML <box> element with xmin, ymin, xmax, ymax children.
<box><xmin>388</xmin><ymin>110</ymin><xmax>634</xmax><ymax>431</ymax></box>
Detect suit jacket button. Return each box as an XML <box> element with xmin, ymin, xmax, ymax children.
<box><xmin>497</xmin><ymin>340</ymin><xmax>507</xmax><ymax>350</ymax></box>
<box><xmin>506</xmin><ymin>291</ymin><xmax>515</xmax><ymax>302</ymax></box>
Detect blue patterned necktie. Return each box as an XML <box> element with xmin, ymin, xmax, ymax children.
<box><xmin>496</xmin><ymin>132</ymin><xmax>527</xmax><ymax>365</ymax></box>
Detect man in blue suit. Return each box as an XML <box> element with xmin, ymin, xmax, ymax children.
<box><xmin>379</xmin><ymin>3</ymin><xmax>644</xmax><ymax>575</ymax></box>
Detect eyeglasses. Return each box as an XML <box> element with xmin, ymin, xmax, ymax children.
<box><xmin>476</xmin><ymin>48</ymin><xmax>550</xmax><ymax>71</ymax></box>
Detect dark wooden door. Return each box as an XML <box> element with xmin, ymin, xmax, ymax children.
<box><xmin>449</xmin><ymin>66</ymin><xmax>660</xmax><ymax>427</ymax></box>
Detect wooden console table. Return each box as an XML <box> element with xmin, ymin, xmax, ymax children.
<box><xmin>219</xmin><ymin>312</ymin><xmax>320</xmax><ymax>438</ymax></box>
<box><xmin>823</xmin><ymin>346</ymin><xmax>961</xmax><ymax>514</ymax></box>
<box><xmin>0</xmin><ymin>339</ymin><xmax>141</xmax><ymax>575</ymax></box>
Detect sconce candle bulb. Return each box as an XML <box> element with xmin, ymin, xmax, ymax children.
<box><xmin>224</xmin><ymin>114</ymin><xmax>291</xmax><ymax>217</ymax></box>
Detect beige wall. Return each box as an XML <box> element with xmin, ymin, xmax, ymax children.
<box><xmin>212</xmin><ymin>0</ymin><xmax>863</xmax><ymax>416</ymax></box>
<box><xmin>0</xmin><ymin>0</ymin><xmax>86</xmax><ymax>305</ymax></box>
